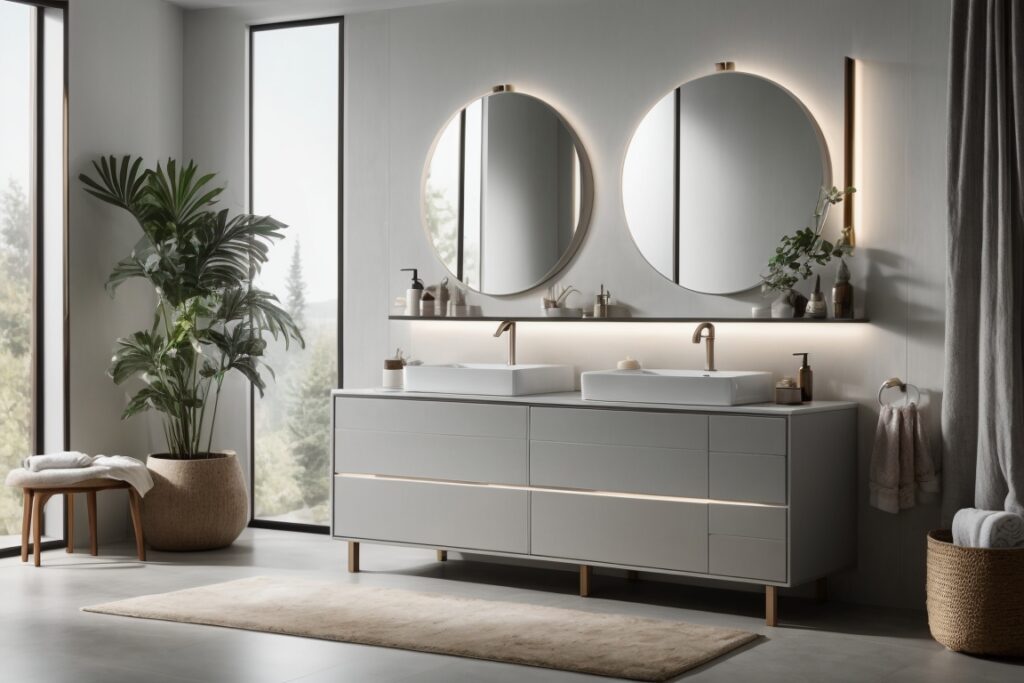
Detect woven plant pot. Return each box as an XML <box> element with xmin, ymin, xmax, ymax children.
<box><xmin>142</xmin><ymin>451</ymin><xmax>248</xmax><ymax>551</ymax></box>
<box><xmin>926</xmin><ymin>529</ymin><xmax>1024</xmax><ymax>656</ymax></box>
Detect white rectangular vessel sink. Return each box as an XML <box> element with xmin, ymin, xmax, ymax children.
<box><xmin>404</xmin><ymin>363</ymin><xmax>574</xmax><ymax>397</ymax></box>
<box><xmin>581</xmin><ymin>369</ymin><xmax>773</xmax><ymax>406</ymax></box>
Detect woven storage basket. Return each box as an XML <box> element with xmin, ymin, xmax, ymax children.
<box><xmin>926</xmin><ymin>529</ymin><xmax>1024</xmax><ymax>656</ymax></box>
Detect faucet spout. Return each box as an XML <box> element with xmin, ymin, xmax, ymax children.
<box><xmin>692</xmin><ymin>322</ymin><xmax>716</xmax><ymax>372</ymax></box>
<box><xmin>494</xmin><ymin>320</ymin><xmax>517</xmax><ymax>366</ymax></box>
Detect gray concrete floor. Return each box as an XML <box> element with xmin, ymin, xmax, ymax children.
<box><xmin>1</xmin><ymin>528</ymin><xmax>1020</xmax><ymax>682</ymax></box>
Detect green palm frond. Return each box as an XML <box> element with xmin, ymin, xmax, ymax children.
<box><xmin>79</xmin><ymin>155</ymin><xmax>150</xmax><ymax>223</ymax></box>
<box><xmin>145</xmin><ymin>159</ymin><xmax>223</xmax><ymax>227</ymax></box>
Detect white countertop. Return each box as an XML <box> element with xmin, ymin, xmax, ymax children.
<box><xmin>332</xmin><ymin>388</ymin><xmax>858</xmax><ymax>415</ymax></box>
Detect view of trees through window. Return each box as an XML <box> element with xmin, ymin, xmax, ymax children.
<box><xmin>0</xmin><ymin>1</ymin><xmax>36</xmax><ymax>542</ymax></box>
<box><xmin>251</xmin><ymin>20</ymin><xmax>340</xmax><ymax>527</ymax></box>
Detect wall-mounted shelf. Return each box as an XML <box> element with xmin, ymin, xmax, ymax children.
<box><xmin>389</xmin><ymin>315</ymin><xmax>869</xmax><ymax>323</ymax></box>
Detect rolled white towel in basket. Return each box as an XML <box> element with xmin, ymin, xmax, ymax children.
<box><xmin>952</xmin><ymin>508</ymin><xmax>1024</xmax><ymax>548</ymax></box>
<box><xmin>22</xmin><ymin>451</ymin><xmax>95</xmax><ymax>472</ymax></box>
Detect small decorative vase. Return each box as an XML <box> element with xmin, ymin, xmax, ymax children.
<box><xmin>833</xmin><ymin>259</ymin><xmax>854</xmax><ymax>319</ymax></box>
<box><xmin>142</xmin><ymin>451</ymin><xmax>249</xmax><ymax>551</ymax></box>
<box><xmin>804</xmin><ymin>275</ymin><xmax>828</xmax><ymax>318</ymax></box>
<box><xmin>771</xmin><ymin>291</ymin><xmax>795</xmax><ymax>319</ymax></box>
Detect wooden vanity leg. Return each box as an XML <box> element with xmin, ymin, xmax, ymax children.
<box><xmin>347</xmin><ymin>541</ymin><xmax>360</xmax><ymax>573</ymax></box>
<box><xmin>626</xmin><ymin>569</ymin><xmax>639</xmax><ymax>582</ymax></box>
<box><xmin>816</xmin><ymin>577</ymin><xmax>828</xmax><ymax>602</ymax></box>
<box><xmin>579</xmin><ymin>565</ymin><xmax>592</xmax><ymax>597</ymax></box>
<box><xmin>765</xmin><ymin>585</ymin><xmax>778</xmax><ymax>626</ymax></box>
<box><xmin>436</xmin><ymin>549</ymin><xmax>448</xmax><ymax>562</ymax></box>
<box><xmin>66</xmin><ymin>493</ymin><xmax>74</xmax><ymax>553</ymax></box>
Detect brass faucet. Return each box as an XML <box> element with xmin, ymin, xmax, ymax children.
<box><xmin>692</xmin><ymin>322</ymin><xmax>716</xmax><ymax>372</ymax></box>
<box><xmin>494</xmin><ymin>320</ymin><xmax>517</xmax><ymax>366</ymax></box>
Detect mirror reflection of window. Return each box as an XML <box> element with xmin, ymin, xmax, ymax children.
<box><xmin>423</xmin><ymin>92</ymin><xmax>588</xmax><ymax>296</ymax></box>
<box><xmin>623</xmin><ymin>73</ymin><xmax>827</xmax><ymax>295</ymax></box>
<box><xmin>424</xmin><ymin>114</ymin><xmax>461</xmax><ymax>281</ymax></box>
<box><xmin>462</xmin><ymin>99</ymin><xmax>482</xmax><ymax>289</ymax></box>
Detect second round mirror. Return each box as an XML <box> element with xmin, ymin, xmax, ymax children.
<box><xmin>623</xmin><ymin>71</ymin><xmax>829</xmax><ymax>295</ymax></box>
<box><xmin>423</xmin><ymin>90</ymin><xmax>592</xmax><ymax>296</ymax></box>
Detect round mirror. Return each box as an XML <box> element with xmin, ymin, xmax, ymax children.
<box><xmin>622</xmin><ymin>72</ymin><xmax>829</xmax><ymax>295</ymax></box>
<box><xmin>422</xmin><ymin>90</ymin><xmax>592</xmax><ymax>296</ymax></box>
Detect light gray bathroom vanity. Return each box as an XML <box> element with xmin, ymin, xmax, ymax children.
<box><xmin>331</xmin><ymin>389</ymin><xmax>857</xmax><ymax>625</ymax></box>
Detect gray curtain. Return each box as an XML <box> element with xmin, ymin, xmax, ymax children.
<box><xmin>942</xmin><ymin>0</ymin><xmax>1024</xmax><ymax>523</ymax></box>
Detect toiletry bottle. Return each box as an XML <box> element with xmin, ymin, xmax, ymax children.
<box><xmin>382</xmin><ymin>359</ymin><xmax>404</xmax><ymax>390</ymax></box>
<box><xmin>833</xmin><ymin>259</ymin><xmax>854</xmax><ymax>319</ymax></box>
<box><xmin>401</xmin><ymin>268</ymin><xmax>424</xmax><ymax>317</ymax></box>
<box><xmin>436</xmin><ymin>277</ymin><xmax>449</xmax><ymax>318</ymax></box>
<box><xmin>420</xmin><ymin>290</ymin><xmax>436</xmax><ymax>317</ymax></box>
<box><xmin>594</xmin><ymin>284</ymin><xmax>610</xmax><ymax>318</ymax></box>
<box><xmin>793</xmin><ymin>352</ymin><xmax>813</xmax><ymax>402</ymax></box>
<box><xmin>805</xmin><ymin>275</ymin><xmax>827</xmax><ymax>318</ymax></box>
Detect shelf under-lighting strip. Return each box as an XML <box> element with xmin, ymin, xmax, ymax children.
<box><xmin>335</xmin><ymin>472</ymin><xmax>786</xmax><ymax>509</ymax></box>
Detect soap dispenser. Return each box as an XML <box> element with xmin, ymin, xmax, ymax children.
<box><xmin>401</xmin><ymin>268</ymin><xmax>424</xmax><ymax>317</ymax></box>
<box><xmin>793</xmin><ymin>352</ymin><xmax>813</xmax><ymax>402</ymax></box>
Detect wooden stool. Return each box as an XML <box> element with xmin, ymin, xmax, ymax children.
<box><xmin>19</xmin><ymin>479</ymin><xmax>146</xmax><ymax>567</ymax></box>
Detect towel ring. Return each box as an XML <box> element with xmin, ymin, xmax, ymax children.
<box><xmin>877</xmin><ymin>377</ymin><xmax>920</xmax><ymax>407</ymax></box>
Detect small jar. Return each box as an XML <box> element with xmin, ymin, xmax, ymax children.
<box><xmin>382</xmin><ymin>359</ymin><xmax>404</xmax><ymax>390</ymax></box>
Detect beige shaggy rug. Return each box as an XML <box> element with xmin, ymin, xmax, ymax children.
<box><xmin>83</xmin><ymin>576</ymin><xmax>757</xmax><ymax>681</ymax></box>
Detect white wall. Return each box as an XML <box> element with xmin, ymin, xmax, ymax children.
<box><xmin>68</xmin><ymin>0</ymin><xmax>183</xmax><ymax>537</ymax></box>
<box><xmin>181</xmin><ymin>0</ymin><xmax>950</xmax><ymax>609</ymax></box>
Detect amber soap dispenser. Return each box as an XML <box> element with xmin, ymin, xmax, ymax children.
<box><xmin>793</xmin><ymin>352</ymin><xmax>813</xmax><ymax>402</ymax></box>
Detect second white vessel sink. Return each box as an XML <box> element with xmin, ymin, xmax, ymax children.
<box><xmin>404</xmin><ymin>363</ymin><xmax>574</xmax><ymax>396</ymax></box>
<box><xmin>581</xmin><ymin>368</ymin><xmax>773</xmax><ymax>406</ymax></box>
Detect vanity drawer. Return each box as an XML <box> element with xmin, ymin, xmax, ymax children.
<box><xmin>709</xmin><ymin>416</ymin><xmax>787</xmax><ymax>455</ymax></box>
<box><xmin>530</xmin><ymin>441</ymin><xmax>707</xmax><ymax>497</ymax></box>
<box><xmin>334</xmin><ymin>477</ymin><xmax>528</xmax><ymax>554</ymax></box>
<box><xmin>335</xmin><ymin>397</ymin><xmax>528</xmax><ymax>440</ymax></box>
<box><xmin>709</xmin><ymin>504</ymin><xmax>787</xmax><ymax>540</ymax></box>
<box><xmin>531</xmin><ymin>407</ymin><xmax>707</xmax><ymax>450</ymax></box>
<box><xmin>709</xmin><ymin>535</ymin><xmax>787</xmax><ymax>582</ymax></box>
<box><xmin>710</xmin><ymin>452</ymin><xmax>787</xmax><ymax>504</ymax></box>
<box><xmin>530</xmin><ymin>491</ymin><xmax>708</xmax><ymax>573</ymax></box>
<box><xmin>336</xmin><ymin>429</ymin><xmax>527</xmax><ymax>485</ymax></box>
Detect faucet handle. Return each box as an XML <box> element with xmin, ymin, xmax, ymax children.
<box><xmin>493</xmin><ymin>320</ymin><xmax>515</xmax><ymax>337</ymax></box>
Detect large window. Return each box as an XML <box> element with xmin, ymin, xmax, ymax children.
<box><xmin>0</xmin><ymin>0</ymin><xmax>67</xmax><ymax>554</ymax></box>
<box><xmin>249</xmin><ymin>18</ymin><xmax>341</xmax><ymax>531</ymax></box>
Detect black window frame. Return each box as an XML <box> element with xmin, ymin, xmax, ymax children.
<box><xmin>247</xmin><ymin>16</ymin><xmax>343</xmax><ymax>535</ymax></box>
<box><xmin>0</xmin><ymin>0</ymin><xmax>70</xmax><ymax>559</ymax></box>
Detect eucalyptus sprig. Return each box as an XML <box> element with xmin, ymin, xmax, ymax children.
<box><xmin>761</xmin><ymin>185</ymin><xmax>856</xmax><ymax>295</ymax></box>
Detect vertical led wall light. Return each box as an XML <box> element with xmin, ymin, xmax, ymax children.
<box><xmin>843</xmin><ymin>56</ymin><xmax>859</xmax><ymax>247</ymax></box>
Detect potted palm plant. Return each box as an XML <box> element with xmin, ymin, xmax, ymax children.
<box><xmin>80</xmin><ymin>156</ymin><xmax>303</xmax><ymax>550</ymax></box>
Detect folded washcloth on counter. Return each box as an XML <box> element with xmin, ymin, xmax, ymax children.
<box><xmin>22</xmin><ymin>451</ymin><xmax>95</xmax><ymax>472</ymax></box>
<box><xmin>5</xmin><ymin>455</ymin><xmax>154</xmax><ymax>496</ymax></box>
<box><xmin>952</xmin><ymin>508</ymin><xmax>1024</xmax><ymax>548</ymax></box>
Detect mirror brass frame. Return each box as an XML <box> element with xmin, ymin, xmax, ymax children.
<box><xmin>619</xmin><ymin>68</ymin><xmax>832</xmax><ymax>296</ymax></box>
<box><xmin>420</xmin><ymin>88</ymin><xmax>594</xmax><ymax>297</ymax></box>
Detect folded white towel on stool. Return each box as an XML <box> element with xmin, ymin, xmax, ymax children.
<box><xmin>5</xmin><ymin>455</ymin><xmax>154</xmax><ymax>497</ymax></box>
<box><xmin>952</xmin><ymin>508</ymin><xmax>1024</xmax><ymax>548</ymax></box>
<box><xmin>22</xmin><ymin>451</ymin><xmax>95</xmax><ymax>472</ymax></box>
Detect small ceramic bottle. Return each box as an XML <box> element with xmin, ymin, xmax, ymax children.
<box><xmin>382</xmin><ymin>359</ymin><xmax>404</xmax><ymax>390</ymax></box>
<box><xmin>832</xmin><ymin>260</ymin><xmax>854</xmax><ymax>319</ymax></box>
<box><xmin>804</xmin><ymin>275</ymin><xmax>827</xmax><ymax>318</ymax></box>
